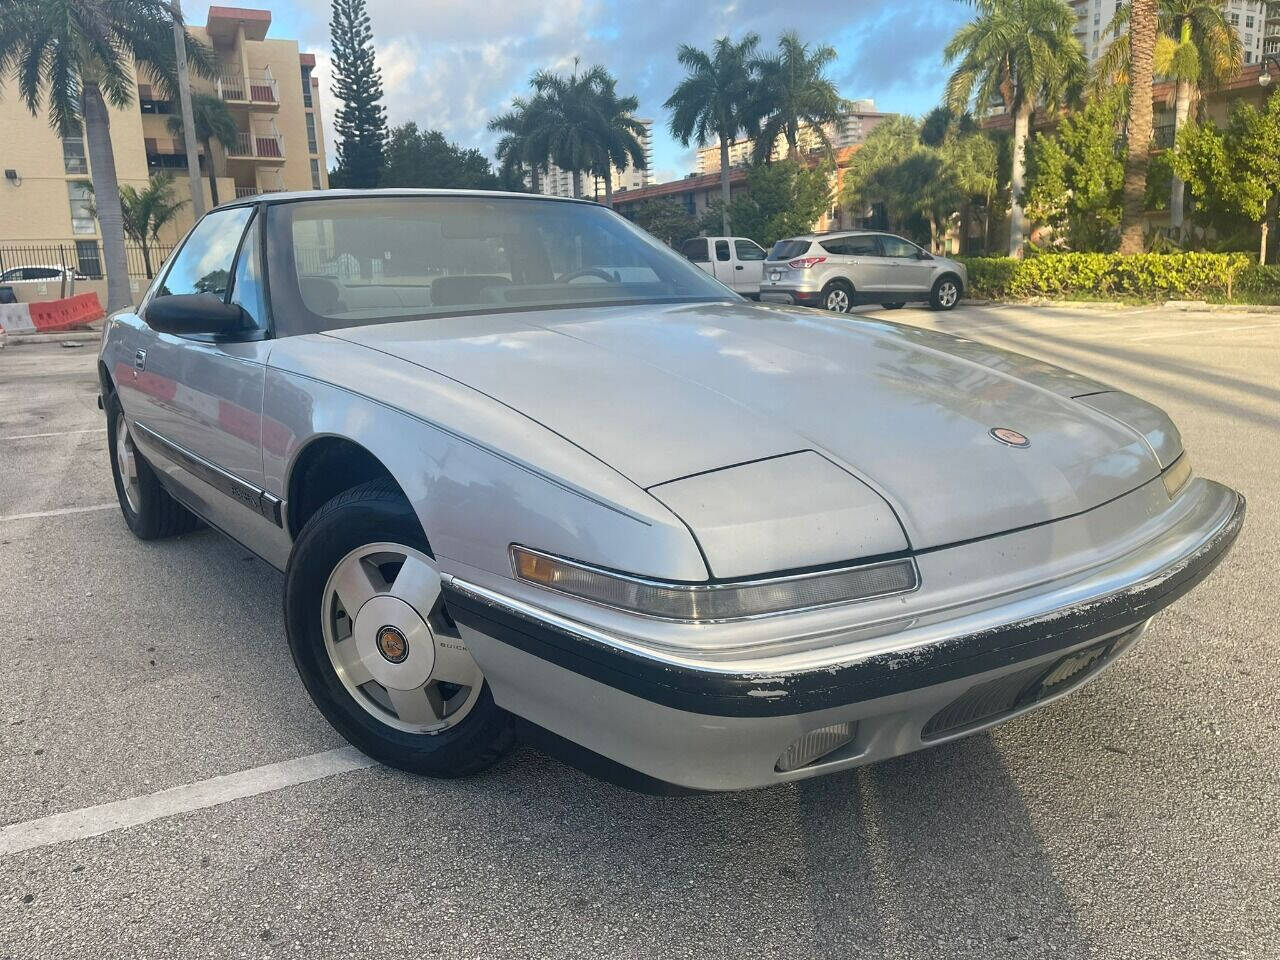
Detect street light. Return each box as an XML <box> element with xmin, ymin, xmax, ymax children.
<box><xmin>1260</xmin><ymin>54</ymin><xmax>1280</xmax><ymax>89</ymax></box>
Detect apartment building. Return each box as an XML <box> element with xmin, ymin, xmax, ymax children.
<box><xmin>0</xmin><ymin>6</ymin><xmax>326</xmax><ymax>286</ymax></box>
<box><xmin>694</xmin><ymin>101</ymin><xmax>884</xmax><ymax>174</ymax></box>
<box><xmin>534</xmin><ymin>118</ymin><xmax>655</xmax><ymax>199</ymax></box>
<box><xmin>1072</xmin><ymin>0</ymin><xmax>1272</xmax><ymax>65</ymax></box>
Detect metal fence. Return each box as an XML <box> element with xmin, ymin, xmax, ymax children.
<box><xmin>0</xmin><ymin>240</ymin><xmax>176</xmax><ymax>282</ymax></box>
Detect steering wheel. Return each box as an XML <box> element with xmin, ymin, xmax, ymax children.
<box><xmin>557</xmin><ymin>267</ymin><xmax>618</xmax><ymax>284</ymax></box>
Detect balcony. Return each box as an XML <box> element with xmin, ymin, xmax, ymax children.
<box><xmin>227</xmin><ymin>131</ymin><xmax>285</xmax><ymax>163</ymax></box>
<box><xmin>215</xmin><ymin>69</ymin><xmax>279</xmax><ymax>107</ymax></box>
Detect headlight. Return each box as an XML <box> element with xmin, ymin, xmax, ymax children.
<box><xmin>510</xmin><ymin>545</ymin><xmax>919</xmax><ymax>622</ymax></box>
<box><xmin>1162</xmin><ymin>455</ymin><xmax>1192</xmax><ymax>498</ymax></box>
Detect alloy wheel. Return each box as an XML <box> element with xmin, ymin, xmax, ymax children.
<box><xmin>825</xmin><ymin>287</ymin><xmax>850</xmax><ymax>312</ymax></box>
<box><xmin>321</xmin><ymin>542</ymin><xmax>483</xmax><ymax>734</ymax></box>
<box><xmin>937</xmin><ymin>280</ymin><xmax>959</xmax><ymax>308</ymax></box>
<box><xmin>115</xmin><ymin>411</ymin><xmax>141</xmax><ymax>513</ymax></box>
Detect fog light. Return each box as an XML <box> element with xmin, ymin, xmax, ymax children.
<box><xmin>775</xmin><ymin>721</ymin><xmax>856</xmax><ymax>773</ymax></box>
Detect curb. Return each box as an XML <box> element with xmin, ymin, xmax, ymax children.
<box><xmin>975</xmin><ymin>299</ymin><xmax>1280</xmax><ymax>315</ymax></box>
<box><xmin>3</xmin><ymin>328</ymin><xmax>100</xmax><ymax>346</ymax></box>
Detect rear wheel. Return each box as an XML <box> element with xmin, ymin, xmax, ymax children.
<box><xmin>930</xmin><ymin>276</ymin><xmax>961</xmax><ymax>311</ymax></box>
<box><xmin>285</xmin><ymin>478</ymin><xmax>513</xmax><ymax>776</ymax></box>
<box><xmin>105</xmin><ymin>390</ymin><xmax>201</xmax><ymax>540</ymax></box>
<box><xmin>821</xmin><ymin>280</ymin><xmax>853</xmax><ymax>313</ymax></box>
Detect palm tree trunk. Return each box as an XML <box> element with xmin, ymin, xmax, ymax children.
<box><xmin>83</xmin><ymin>84</ymin><xmax>131</xmax><ymax>312</ymax></box>
<box><xmin>719</xmin><ymin>138</ymin><xmax>731</xmax><ymax>235</ymax></box>
<box><xmin>1169</xmin><ymin>79</ymin><xmax>1191</xmax><ymax>232</ymax></box>
<box><xmin>603</xmin><ymin>167</ymin><xmax>613</xmax><ymax>207</ymax></box>
<box><xmin>141</xmin><ymin>238</ymin><xmax>153</xmax><ymax>280</ymax></box>
<box><xmin>1009</xmin><ymin>101</ymin><xmax>1032</xmax><ymax>257</ymax></box>
<box><xmin>531</xmin><ymin>165</ymin><xmax>541</xmax><ymax>194</ymax></box>
<box><xmin>960</xmin><ymin>199</ymin><xmax>972</xmax><ymax>256</ymax></box>
<box><xmin>203</xmin><ymin>137</ymin><xmax>220</xmax><ymax>207</ymax></box>
<box><xmin>1120</xmin><ymin>0</ymin><xmax>1157</xmax><ymax>255</ymax></box>
<box><xmin>572</xmin><ymin>170</ymin><xmax>582</xmax><ymax>199</ymax></box>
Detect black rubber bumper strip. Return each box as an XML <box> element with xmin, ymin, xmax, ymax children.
<box><xmin>445</xmin><ymin>493</ymin><xmax>1245</xmax><ymax>719</ymax></box>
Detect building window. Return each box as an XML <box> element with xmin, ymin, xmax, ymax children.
<box><xmin>310</xmin><ymin>158</ymin><xmax>322</xmax><ymax>190</ymax></box>
<box><xmin>67</xmin><ymin>181</ymin><xmax>95</xmax><ymax>235</ymax></box>
<box><xmin>62</xmin><ymin>131</ymin><xmax>87</xmax><ymax>175</ymax></box>
<box><xmin>301</xmin><ymin>67</ymin><xmax>313</xmax><ymax>108</ymax></box>
<box><xmin>1247</xmin><ymin>15</ymin><xmax>1255</xmax><ymax>26</ymax></box>
<box><xmin>305</xmin><ymin>113</ymin><xmax>318</xmax><ymax>154</ymax></box>
<box><xmin>1246</xmin><ymin>50</ymin><xmax>1254</xmax><ymax>62</ymax></box>
<box><xmin>1230</xmin><ymin>12</ymin><xmax>1240</xmax><ymax>24</ymax></box>
<box><xmin>75</xmin><ymin>240</ymin><xmax>102</xmax><ymax>278</ymax></box>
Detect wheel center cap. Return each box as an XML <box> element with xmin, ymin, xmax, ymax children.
<box><xmin>375</xmin><ymin>625</ymin><xmax>409</xmax><ymax>663</ymax></box>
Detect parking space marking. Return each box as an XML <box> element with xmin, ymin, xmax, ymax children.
<box><xmin>0</xmin><ymin>747</ymin><xmax>376</xmax><ymax>857</ymax></box>
<box><xmin>1126</xmin><ymin>321</ymin><xmax>1280</xmax><ymax>342</ymax></box>
<box><xmin>1</xmin><ymin>427</ymin><xmax>106</xmax><ymax>441</ymax></box>
<box><xmin>0</xmin><ymin>503</ymin><xmax>117</xmax><ymax>522</ymax></box>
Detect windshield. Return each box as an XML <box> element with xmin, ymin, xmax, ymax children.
<box><xmin>267</xmin><ymin>195</ymin><xmax>735</xmax><ymax>336</ymax></box>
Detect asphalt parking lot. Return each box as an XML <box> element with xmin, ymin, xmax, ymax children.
<box><xmin>1</xmin><ymin>303</ymin><xmax>1277</xmax><ymax>959</ymax></box>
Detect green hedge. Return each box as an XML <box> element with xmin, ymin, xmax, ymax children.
<box><xmin>957</xmin><ymin>252</ymin><xmax>1262</xmax><ymax>301</ymax></box>
<box><xmin>1234</xmin><ymin>264</ymin><xmax>1280</xmax><ymax>304</ymax></box>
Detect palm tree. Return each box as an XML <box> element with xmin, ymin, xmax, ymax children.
<box><xmin>945</xmin><ymin>0</ymin><xmax>1085</xmax><ymax>257</ymax></box>
<box><xmin>489</xmin><ymin>97</ymin><xmax>545</xmax><ymax>193</ymax></box>
<box><xmin>750</xmin><ymin>32</ymin><xmax>842</xmax><ymax>162</ymax></box>
<box><xmin>590</xmin><ymin>77</ymin><xmax>648</xmax><ymax>207</ymax></box>
<box><xmin>524</xmin><ymin>62</ymin><xmax>616</xmax><ymax>199</ymax></box>
<box><xmin>1095</xmin><ymin>1</ymin><xmax>1240</xmax><ymax>233</ymax></box>
<box><xmin>665</xmin><ymin>34</ymin><xmax>761</xmax><ymax>234</ymax></box>
<box><xmin>0</xmin><ymin>0</ymin><xmax>215</xmax><ymax>310</ymax></box>
<box><xmin>119</xmin><ymin>175</ymin><xmax>187</xmax><ymax>279</ymax></box>
<box><xmin>1120</xmin><ymin>0</ymin><xmax>1158</xmax><ymax>253</ymax></box>
<box><xmin>168</xmin><ymin>92</ymin><xmax>238</xmax><ymax>207</ymax></box>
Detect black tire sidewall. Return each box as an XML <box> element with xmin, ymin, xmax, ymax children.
<box><xmin>284</xmin><ymin>484</ymin><xmax>512</xmax><ymax>776</ymax></box>
<box><xmin>105</xmin><ymin>391</ymin><xmax>162</xmax><ymax>539</ymax></box>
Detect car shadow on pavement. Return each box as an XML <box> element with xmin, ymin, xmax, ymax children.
<box><xmin>788</xmin><ymin>735</ymin><xmax>1092</xmax><ymax>959</ymax></box>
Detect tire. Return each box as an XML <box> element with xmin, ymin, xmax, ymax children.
<box><xmin>820</xmin><ymin>280</ymin><xmax>854</xmax><ymax>313</ymax></box>
<box><xmin>284</xmin><ymin>478</ymin><xmax>514</xmax><ymax>777</ymax></box>
<box><xmin>881</xmin><ymin>302</ymin><xmax>906</xmax><ymax>310</ymax></box>
<box><xmin>930</xmin><ymin>275</ymin><xmax>962</xmax><ymax>311</ymax></box>
<box><xmin>105</xmin><ymin>390</ymin><xmax>201</xmax><ymax>540</ymax></box>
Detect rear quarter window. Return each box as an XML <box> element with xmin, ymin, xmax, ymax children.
<box><xmin>681</xmin><ymin>238</ymin><xmax>709</xmax><ymax>263</ymax></box>
<box><xmin>768</xmin><ymin>240</ymin><xmax>812</xmax><ymax>261</ymax></box>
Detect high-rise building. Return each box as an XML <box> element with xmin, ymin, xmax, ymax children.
<box><xmin>694</xmin><ymin>101</ymin><xmax>885</xmax><ymax>175</ymax></box>
<box><xmin>0</xmin><ymin>5</ymin><xmax>327</xmax><ymax>289</ymax></box>
<box><xmin>1264</xmin><ymin>0</ymin><xmax>1280</xmax><ymax>56</ymax></box>
<box><xmin>533</xmin><ymin>118</ymin><xmax>655</xmax><ymax>200</ymax></box>
<box><xmin>1072</xmin><ymin>0</ymin><xmax>1270</xmax><ymax>66</ymax></box>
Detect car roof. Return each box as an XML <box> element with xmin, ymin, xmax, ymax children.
<box><xmin>780</xmin><ymin>230</ymin><xmax>886</xmax><ymax>243</ymax></box>
<box><xmin>218</xmin><ymin>188</ymin><xmax>597</xmax><ymax>211</ymax></box>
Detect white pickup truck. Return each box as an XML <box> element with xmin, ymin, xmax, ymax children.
<box><xmin>678</xmin><ymin>236</ymin><xmax>767</xmax><ymax>299</ymax></box>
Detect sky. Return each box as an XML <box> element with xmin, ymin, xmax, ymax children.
<box><xmin>186</xmin><ymin>0</ymin><xmax>974</xmax><ymax>182</ymax></box>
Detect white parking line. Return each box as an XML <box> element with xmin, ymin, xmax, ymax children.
<box><xmin>0</xmin><ymin>427</ymin><xmax>106</xmax><ymax>441</ymax></box>
<box><xmin>1126</xmin><ymin>321</ymin><xmax>1280</xmax><ymax>342</ymax></box>
<box><xmin>0</xmin><ymin>503</ymin><xmax>117</xmax><ymax>522</ymax></box>
<box><xmin>0</xmin><ymin>747</ymin><xmax>377</xmax><ymax>856</ymax></box>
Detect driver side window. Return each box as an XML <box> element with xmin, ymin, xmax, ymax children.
<box><xmin>156</xmin><ymin>206</ymin><xmax>254</xmax><ymax>300</ymax></box>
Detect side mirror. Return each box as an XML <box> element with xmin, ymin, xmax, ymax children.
<box><xmin>144</xmin><ymin>293</ymin><xmax>250</xmax><ymax>336</ymax></box>
<box><xmin>917</xmin><ymin>250</ymin><xmax>934</xmax><ymax>260</ymax></box>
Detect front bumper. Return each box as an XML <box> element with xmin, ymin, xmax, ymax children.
<box><xmin>444</xmin><ymin>480</ymin><xmax>1245</xmax><ymax>791</ymax></box>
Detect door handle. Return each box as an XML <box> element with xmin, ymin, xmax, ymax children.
<box><xmin>134</xmin><ymin>348</ymin><xmax>147</xmax><ymax>371</ymax></box>
<box><xmin>735</xmin><ymin>265</ymin><xmax>744</xmax><ymax>270</ymax></box>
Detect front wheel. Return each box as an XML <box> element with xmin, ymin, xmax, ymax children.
<box><xmin>284</xmin><ymin>478</ymin><xmax>513</xmax><ymax>777</ymax></box>
<box><xmin>820</xmin><ymin>280</ymin><xmax>853</xmax><ymax>313</ymax></box>
<box><xmin>930</xmin><ymin>276</ymin><xmax>962</xmax><ymax>311</ymax></box>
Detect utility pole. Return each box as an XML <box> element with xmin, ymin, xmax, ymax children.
<box><xmin>171</xmin><ymin>0</ymin><xmax>206</xmax><ymax>218</ymax></box>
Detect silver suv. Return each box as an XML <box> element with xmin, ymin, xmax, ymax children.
<box><xmin>759</xmin><ymin>231</ymin><xmax>967</xmax><ymax>313</ymax></box>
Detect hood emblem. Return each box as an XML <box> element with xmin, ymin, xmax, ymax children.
<box><xmin>990</xmin><ymin>427</ymin><xmax>1030</xmax><ymax>448</ymax></box>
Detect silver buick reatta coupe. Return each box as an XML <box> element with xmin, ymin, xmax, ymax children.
<box><xmin>98</xmin><ymin>190</ymin><xmax>1244</xmax><ymax>792</ymax></box>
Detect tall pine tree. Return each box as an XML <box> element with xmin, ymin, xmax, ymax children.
<box><xmin>328</xmin><ymin>0</ymin><xmax>387</xmax><ymax>188</ymax></box>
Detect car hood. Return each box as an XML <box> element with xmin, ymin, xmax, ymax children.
<box><xmin>327</xmin><ymin>301</ymin><xmax>1161</xmax><ymax>552</ymax></box>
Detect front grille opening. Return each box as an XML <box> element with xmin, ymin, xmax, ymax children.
<box><xmin>921</xmin><ymin>638</ymin><xmax>1117</xmax><ymax>742</ymax></box>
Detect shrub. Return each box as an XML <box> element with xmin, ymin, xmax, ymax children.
<box><xmin>1234</xmin><ymin>264</ymin><xmax>1280</xmax><ymax>303</ymax></box>
<box><xmin>957</xmin><ymin>252</ymin><xmax>1255</xmax><ymax>301</ymax></box>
